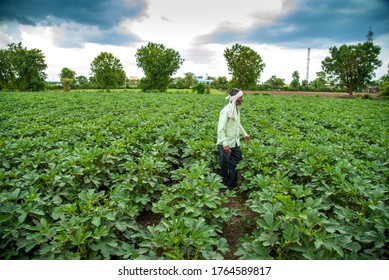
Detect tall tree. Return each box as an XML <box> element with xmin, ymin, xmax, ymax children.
<box><xmin>182</xmin><ymin>72</ymin><xmax>197</xmax><ymax>89</ymax></box>
<box><xmin>90</xmin><ymin>52</ymin><xmax>125</xmax><ymax>91</ymax></box>
<box><xmin>321</xmin><ymin>42</ymin><xmax>382</xmax><ymax>95</ymax></box>
<box><xmin>213</xmin><ymin>76</ymin><xmax>229</xmax><ymax>90</ymax></box>
<box><xmin>311</xmin><ymin>71</ymin><xmax>327</xmax><ymax>91</ymax></box>
<box><xmin>290</xmin><ymin>70</ymin><xmax>300</xmax><ymax>90</ymax></box>
<box><xmin>265</xmin><ymin>75</ymin><xmax>285</xmax><ymax>90</ymax></box>
<box><xmin>0</xmin><ymin>42</ymin><xmax>47</xmax><ymax>91</ymax></box>
<box><xmin>59</xmin><ymin>67</ymin><xmax>76</xmax><ymax>91</ymax></box>
<box><xmin>224</xmin><ymin>43</ymin><xmax>265</xmax><ymax>90</ymax></box>
<box><xmin>75</xmin><ymin>75</ymin><xmax>89</xmax><ymax>89</ymax></box>
<box><xmin>0</xmin><ymin>48</ymin><xmax>12</xmax><ymax>90</ymax></box>
<box><xmin>378</xmin><ymin>74</ymin><xmax>389</xmax><ymax>96</ymax></box>
<box><xmin>136</xmin><ymin>42</ymin><xmax>184</xmax><ymax>92</ymax></box>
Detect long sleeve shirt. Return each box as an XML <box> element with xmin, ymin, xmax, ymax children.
<box><xmin>217</xmin><ymin>103</ymin><xmax>248</xmax><ymax>148</ymax></box>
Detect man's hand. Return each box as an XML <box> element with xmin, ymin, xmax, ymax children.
<box><xmin>245</xmin><ymin>135</ymin><xmax>251</xmax><ymax>144</ymax></box>
<box><xmin>223</xmin><ymin>145</ymin><xmax>231</xmax><ymax>153</ymax></box>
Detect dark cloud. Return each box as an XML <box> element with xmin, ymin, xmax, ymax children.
<box><xmin>196</xmin><ymin>0</ymin><xmax>389</xmax><ymax>48</ymax></box>
<box><xmin>0</xmin><ymin>0</ymin><xmax>148</xmax><ymax>28</ymax></box>
<box><xmin>51</xmin><ymin>22</ymin><xmax>142</xmax><ymax>48</ymax></box>
<box><xmin>0</xmin><ymin>0</ymin><xmax>148</xmax><ymax>46</ymax></box>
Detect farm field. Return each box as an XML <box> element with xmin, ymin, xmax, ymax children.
<box><xmin>0</xmin><ymin>92</ymin><xmax>388</xmax><ymax>260</ymax></box>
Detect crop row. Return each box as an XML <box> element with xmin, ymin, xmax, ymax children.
<box><xmin>238</xmin><ymin>97</ymin><xmax>388</xmax><ymax>259</ymax></box>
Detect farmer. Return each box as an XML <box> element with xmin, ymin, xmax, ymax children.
<box><xmin>217</xmin><ymin>88</ymin><xmax>250</xmax><ymax>189</ymax></box>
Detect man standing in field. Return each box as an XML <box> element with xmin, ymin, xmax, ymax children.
<box><xmin>217</xmin><ymin>88</ymin><xmax>250</xmax><ymax>189</ymax></box>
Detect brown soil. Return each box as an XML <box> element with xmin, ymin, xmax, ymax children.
<box><xmin>244</xmin><ymin>90</ymin><xmax>368</xmax><ymax>98</ymax></box>
<box><xmin>221</xmin><ymin>195</ymin><xmax>258</xmax><ymax>260</ymax></box>
<box><xmin>136</xmin><ymin>210</ymin><xmax>163</xmax><ymax>227</ymax></box>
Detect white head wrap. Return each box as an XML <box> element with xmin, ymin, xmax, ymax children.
<box><xmin>225</xmin><ymin>90</ymin><xmax>243</xmax><ymax>120</ymax></box>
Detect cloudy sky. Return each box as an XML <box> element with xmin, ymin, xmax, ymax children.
<box><xmin>1</xmin><ymin>0</ymin><xmax>388</xmax><ymax>83</ymax></box>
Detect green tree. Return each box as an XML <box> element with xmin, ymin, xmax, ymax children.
<box><xmin>59</xmin><ymin>67</ymin><xmax>76</xmax><ymax>91</ymax></box>
<box><xmin>224</xmin><ymin>43</ymin><xmax>265</xmax><ymax>90</ymax></box>
<box><xmin>136</xmin><ymin>42</ymin><xmax>184</xmax><ymax>92</ymax></box>
<box><xmin>192</xmin><ymin>83</ymin><xmax>210</xmax><ymax>94</ymax></box>
<box><xmin>213</xmin><ymin>76</ymin><xmax>229</xmax><ymax>90</ymax></box>
<box><xmin>0</xmin><ymin>42</ymin><xmax>47</xmax><ymax>91</ymax></box>
<box><xmin>301</xmin><ymin>79</ymin><xmax>309</xmax><ymax>87</ymax></box>
<box><xmin>378</xmin><ymin>74</ymin><xmax>389</xmax><ymax>96</ymax></box>
<box><xmin>311</xmin><ymin>71</ymin><xmax>328</xmax><ymax>91</ymax></box>
<box><xmin>0</xmin><ymin>48</ymin><xmax>12</xmax><ymax>90</ymax></box>
<box><xmin>175</xmin><ymin>77</ymin><xmax>186</xmax><ymax>89</ymax></box>
<box><xmin>321</xmin><ymin>42</ymin><xmax>382</xmax><ymax>95</ymax></box>
<box><xmin>75</xmin><ymin>75</ymin><xmax>89</xmax><ymax>89</ymax></box>
<box><xmin>290</xmin><ymin>70</ymin><xmax>300</xmax><ymax>90</ymax></box>
<box><xmin>183</xmin><ymin>72</ymin><xmax>197</xmax><ymax>89</ymax></box>
<box><xmin>90</xmin><ymin>52</ymin><xmax>125</xmax><ymax>91</ymax></box>
<box><xmin>265</xmin><ymin>75</ymin><xmax>285</xmax><ymax>90</ymax></box>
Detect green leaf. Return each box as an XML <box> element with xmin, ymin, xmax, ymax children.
<box><xmin>257</xmin><ymin>212</ymin><xmax>281</xmax><ymax>231</ymax></box>
<box><xmin>283</xmin><ymin>224</ymin><xmax>300</xmax><ymax>243</ymax></box>
<box><xmin>92</xmin><ymin>216</ymin><xmax>101</xmax><ymax>227</ymax></box>
<box><xmin>93</xmin><ymin>226</ymin><xmax>110</xmax><ymax>239</ymax></box>
<box><xmin>69</xmin><ymin>227</ymin><xmax>92</xmax><ymax>246</ymax></box>
<box><xmin>0</xmin><ymin>213</ymin><xmax>13</xmax><ymax>223</ymax></box>
<box><xmin>257</xmin><ymin>232</ymin><xmax>280</xmax><ymax>247</ymax></box>
<box><xmin>102</xmin><ymin>211</ymin><xmax>115</xmax><ymax>221</ymax></box>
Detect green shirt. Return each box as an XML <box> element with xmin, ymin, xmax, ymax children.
<box><xmin>217</xmin><ymin>103</ymin><xmax>248</xmax><ymax>148</ymax></box>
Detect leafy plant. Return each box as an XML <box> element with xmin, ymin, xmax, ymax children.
<box><xmin>0</xmin><ymin>92</ymin><xmax>388</xmax><ymax>260</ymax></box>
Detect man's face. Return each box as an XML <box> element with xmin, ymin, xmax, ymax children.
<box><xmin>236</xmin><ymin>96</ymin><xmax>243</xmax><ymax>106</ymax></box>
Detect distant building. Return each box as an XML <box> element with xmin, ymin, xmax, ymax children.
<box><xmin>196</xmin><ymin>75</ymin><xmax>213</xmax><ymax>84</ymax></box>
<box><xmin>362</xmin><ymin>87</ymin><xmax>379</xmax><ymax>93</ymax></box>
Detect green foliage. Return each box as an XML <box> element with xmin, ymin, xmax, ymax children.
<box><xmin>379</xmin><ymin>81</ymin><xmax>389</xmax><ymax>96</ymax></box>
<box><xmin>59</xmin><ymin>67</ymin><xmax>76</xmax><ymax>80</ymax></box>
<box><xmin>310</xmin><ymin>71</ymin><xmax>328</xmax><ymax>91</ymax></box>
<box><xmin>236</xmin><ymin>96</ymin><xmax>389</xmax><ymax>260</ymax></box>
<box><xmin>0</xmin><ymin>42</ymin><xmax>47</xmax><ymax>91</ymax></box>
<box><xmin>0</xmin><ymin>92</ymin><xmax>388</xmax><ymax>260</ymax></box>
<box><xmin>265</xmin><ymin>75</ymin><xmax>285</xmax><ymax>90</ymax></box>
<box><xmin>59</xmin><ymin>68</ymin><xmax>76</xmax><ymax>91</ymax></box>
<box><xmin>61</xmin><ymin>78</ymin><xmax>73</xmax><ymax>92</ymax></box>
<box><xmin>290</xmin><ymin>71</ymin><xmax>300</xmax><ymax>90</ymax></box>
<box><xmin>212</xmin><ymin>76</ymin><xmax>229</xmax><ymax>90</ymax></box>
<box><xmin>224</xmin><ymin>43</ymin><xmax>265</xmax><ymax>90</ymax></box>
<box><xmin>183</xmin><ymin>72</ymin><xmax>197</xmax><ymax>89</ymax></box>
<box><xmin>322</xmin><ymin>42</ymin><xmax>382</xmax><ymax>95</ymax></box>
<box><xmin>90</xmin><ymin>52</ymin><xmax>125</xmax><ymax>91</ymax></box>
<box><xmin>75</xmin><ymin>75</ymin><xmax>90</xmax><ymax>89</ymax></box>
<box><xmin>141</xmin><ymin>161</ymin><xmax>233</xmax><ymax>259</ymax></box>
<box><xmin>378</xmin><ymin>75</ymin><xmax>389</xmax><ymax>96</ymax></box>
<box><xmin>136</xmin><ymin>42</ymin><xmax>184</xmax><ymax>92</ymax></box>
<box><xmin>192</xmin><ymin>83</ymin><xmax>210</xmax><ymax>94</ymax></box>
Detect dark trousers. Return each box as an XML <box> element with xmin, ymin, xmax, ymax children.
<box><xmin>217</xmin><ymin>145</ymin><xmax>242</xmax><ymax>188</ymax></box>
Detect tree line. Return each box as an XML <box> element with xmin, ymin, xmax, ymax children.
<box><xmin>1</xmin><ymin>41</ymin><xmax>388</xmax><ymax>96</ymax></box>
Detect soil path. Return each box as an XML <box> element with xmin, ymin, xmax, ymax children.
<box><xmin>221</xmin><ymin>195</ymin><xmax>257</xmax><ymax>260</ymax></box>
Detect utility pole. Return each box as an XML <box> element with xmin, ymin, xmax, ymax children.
<box><xmin>366</xmin><ymin>26</ymin><xmax>374</xmax><ymax>42</ymax></box>
<box><xmin>306</xmin><ymin>48</ymin><xmax>311</xmax><ymax>83</ymax></box>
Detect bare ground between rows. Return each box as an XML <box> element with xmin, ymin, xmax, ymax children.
<box><xmin>221</xmin><ymin>194</ymin><xmax>258</xmax><ymax>260</ymax></box>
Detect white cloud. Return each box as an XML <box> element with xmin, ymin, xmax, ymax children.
<box><xmin>245</xmin><ymin>44</ymin><xmax>328</xmax><ymax>83</ymax></box>
<box><xmin>0</xmin><ymin>22</ymin><xmax>22</xmax><ymax>46</ymax></box>
<box><xmin>4</xmin><ymin>22</ymin><xmax>331</xmax><ymax>83</ymax></box>
<box><xmin>375</xmin><ymin>33</ymin><xmax>389</xmax><ymax>79</ymax></box>
<box><xmin>1</xmin><ymin>0</ymin><xmax>387</xmax><ymax>84</ymax></box>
